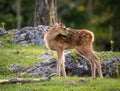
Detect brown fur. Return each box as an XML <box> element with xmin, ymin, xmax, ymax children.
<box><xmin>44</xmin><ymin>24</ymin><xmax>103</xmax><ymax>78</ymax></box>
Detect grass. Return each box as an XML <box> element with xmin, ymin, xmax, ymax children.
<box><xmin>0</xmin><ymin>33</ymin><xmax>120</xmax><ymax>91</ymax></box>
<box><xmin>0</xmin><ymin>33</ymin><xmax>49</xmax><ymax>75</ymax></box>
<box><xmin>0</xmin><ymin>77</ymin><xmax>120</xmax><ymax>91</ymax></box>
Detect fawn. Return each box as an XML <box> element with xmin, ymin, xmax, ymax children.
<box><xmin>44</xmin><ymin>23</ymin><xmax>103</xmax><ymax>78</ymax></box>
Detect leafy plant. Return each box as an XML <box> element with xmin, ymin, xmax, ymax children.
<box><xmin>1</xmin><ymin>21</ymin><xmax>6</xmax><ymax>28</ymax></box>
<box><xmin>110</xmin><ymin>40</ymin><xmax>114</xmax><ymax>51</ymax></box>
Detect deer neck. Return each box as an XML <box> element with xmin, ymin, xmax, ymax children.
<box><xmin>45</xmin><ymin>31</ymin><xmax>59</xmax><ymax>41</ymax></box>
<box><xmin>44</xmin><ymin>27</ymin><xmax>61</xmax><ymax>41</ymax></box>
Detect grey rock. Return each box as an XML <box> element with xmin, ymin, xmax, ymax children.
<box><xmin>37</xmin><ymin>52</ymin><xmax>53</xmax><ymax>59</ymax></box>
<box><xmin>11</xmin><ymin>25</ymin><xmax>51</xmax><ymax>45</ymax></box>
<box><xmin>101</xmin><ymin>57</ymin><xmax>120</xmax><ymax>77</ymax></box>
<box><xmin>65</xmin><ymin>53</ymin><xmax>91</xmax><ymax>76</ymax></box>
<box><xmin>10</xmin><ymin>52</ymin><xmax>120</xmax><ymax>78</ymax></box>
<box><xmin>20</xmin><ymin>58</ymin><xmax>56</xmax><ymax>77</ymax></box>
<box><xmin>8</xmin><ymin>29</ymin><xmax>18</xmax><ymax>34</ymax></box>
<box><xmin>0</xmin><ymin>28</ymin><xmax>7</xmax><ymax>36</ymax></box>
<box><xmin>11</xmin><ymin>33</ymin><xmax>26</xmax><ymax>42</ymax></box>
<box><xmin>18</xmin><ymin>53</ymin><xmax>91</xmax><ymax>77</ymax></box>
<box><xmin>9</xmin><ymin>64</ymin><xmax>24</xmax><ymax>72</ymax></box>
<box><xmin>37</xmin><ymin>25</ymin><xmax>51</xmax><ymax>35</ymax></box>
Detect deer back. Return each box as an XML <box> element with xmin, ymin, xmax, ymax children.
<box><xmin>54</xmin><ymin>29</ymin><xmax>94</xmax><ymax>49</ymax></box>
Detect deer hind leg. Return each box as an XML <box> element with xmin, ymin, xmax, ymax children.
<box><xmin>56</xmin><ymin>49</ymin><xmax>66</xmax><ymax>77</ymax></box>
<box><xmin>89</xmin><ymin>61</ymin><xmax>96</xmax><ymax>78</ymax></box>
<box><xmin>76</xmin><ymin>47</ymin><xmax>103</xmax><ymax>78</ymax></box>
<box><xmin>92</xmin><ymin>55</ymin><xmax>103</xmax><ymax>78</ymax></box>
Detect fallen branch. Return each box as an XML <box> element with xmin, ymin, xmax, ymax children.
<box><xmin>0</xmin><ymin>73</ymin><xmax>56</xmax><ymax>84</ymax></box>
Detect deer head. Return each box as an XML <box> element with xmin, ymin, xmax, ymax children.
<box><xmin>53</xmin><ymin>23</ymin><xmax>68</xmax><ymax>36</ymax></box>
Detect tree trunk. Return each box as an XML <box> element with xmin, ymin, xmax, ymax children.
<box><xmin>87</xmin><ymin>0</ymin><xmax>93</xmax><ymax>19</ymax></box>
<box><xmin>34</xmin><ymin>0</ymin><xmax>57</xmax><ymax>26</ymax></box>
<box><xmin>16</xmin><ymin>0</ymin><xmax>21</xmax><ymax>29</ymax></box>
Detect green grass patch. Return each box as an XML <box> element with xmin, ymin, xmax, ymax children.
<box><xmin>0</xmin><ymin>77</ymin><xmax>120</xmax><ymax>91</ymax></box>
<box><xmin>0</xmin><ymin>33</ymin><xmax>49</xmax><ymax>75</ymax></box>
<box><xmin>0</xmin><ymin>33</ymin><xmax>120</xmax><ymax>91</ymax></box>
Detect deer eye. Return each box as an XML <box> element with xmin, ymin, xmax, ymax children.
<box><xmin>63</xmin><ymin>28</ymin><xmax>66</xmax><ymax>30</ymax></box>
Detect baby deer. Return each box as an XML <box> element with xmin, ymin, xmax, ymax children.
<box><xmin>44</xmin><ymin>23</ymin><xmax>103</xmax><ymax>78</ymax></box>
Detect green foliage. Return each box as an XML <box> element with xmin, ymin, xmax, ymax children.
<box><xmin>110</xmin><ymin>40</ymin><xmax>114</xmax><ymax>51</ymax></box>
<box><xmin>0</xmin><ymin>0</ymin><xmax>35</xmax><ymax>29</ymax></box>
<box><xmin>97</xmin><ymin>52</ymin><xmax>120</xmax><ymax>61</ymax></box>
<box><xmin>1</xmin><ymin>21</ymin><xmax>6</xmax><ymax>28</ymax></box>
<box><xmin>0</xmin><ymin>0</ymin><xmax>120</xmax><ymax>50</ymax></box>
<box><xmin>70</xmin><ymin>50</ymin><xmax>78</xmax><ymax>60</ymax></box>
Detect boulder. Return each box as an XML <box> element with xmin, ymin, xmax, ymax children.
<box><xmin>9</xmin><ymin>52</ymin><xmax>120</xmax><ymax>78</ymax></box>
<box><xmin>102</xmin><ymin>57</ymin><xmax>120</xmax><ymax>77</ymax></box>
<box><xmin>23</xmin><ymin>58</ymin><xmax>56</xmax><ymax>77</ymax></box>
<box><xmin>11</xmin><ymin>25</ymin><xmax>51</xmax><ymax>45</ymax></box>
<box><xmin>65</xmin><ymin>54</ymin><xmax>91</xmax><ymax>76</ymax></box>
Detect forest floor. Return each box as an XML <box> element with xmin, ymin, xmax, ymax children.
<box><xmin>0</xmin><ymin>33</ymin><xmax>120</xmax><ymax>91</ymax></box>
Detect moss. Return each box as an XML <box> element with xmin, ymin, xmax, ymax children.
<box><xmin>70</xmin><ymin>50</ymin><xmax>78</xmax><ymax>60</ymax></box>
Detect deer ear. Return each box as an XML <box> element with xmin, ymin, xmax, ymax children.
<box><xmin>56</xmin><ymin>18</ymin><xmax>61</xmax><ymax>24</ymax></box>
<box><xmin>54</xmin><ymin>18</ymin><xmax>66</xmax><ymax>28</ymax></box>
<box><xmin>54</xmin><ymin>18</ymin><xmax>61</xmax><ymax>26</ymax></box>
<box><xmin>60</xmin><ymin>23</ymin><xmax>66</xmax><ymax>28</ymax></box>
<box><xmin>54</xmin><ymin>23</ymin><xmax>59</xmax><ymax>27</ymax></box>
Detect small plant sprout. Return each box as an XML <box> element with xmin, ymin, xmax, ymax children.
<box><xmin>110</xmin><ymin>40</ymin><xmax>114</xmax><ymax>51</ymax></box>
<box><xmin>1</xmin><ymin>22</ymin><xmax>6</xmax><ymax>28</ymax></box>
<box><xmin>49</xmin><ymin>11</ymin><xmax>54</xmax><ymax>26</ymax></box>
<box><xmin>49</xmin><ymin>11</ymin><xmax>52</xmax><ymax>15</ymax></box>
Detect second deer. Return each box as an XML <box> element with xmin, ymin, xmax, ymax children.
<box><xmin>44</xmin><ymin>23</ymin><xmax>103</xmax><ymax>78</ymax></box>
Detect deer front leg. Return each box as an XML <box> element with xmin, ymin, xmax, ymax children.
<box><xmin>61</xmin><ymin>54</ymin><xmax>66</xmax><ymax>77</ymax></box>
<box><xmin>56</xmin><ymin>49</ymin><xmax>64</xmax><ymax>77</ymax></box>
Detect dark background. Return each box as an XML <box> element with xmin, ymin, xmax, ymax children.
<box><xmin>0</xmin><ymin>0</ymin><xmax>120</xmax><ymax>51</ymax></box>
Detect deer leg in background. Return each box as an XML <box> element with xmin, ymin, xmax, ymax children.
<box><xmin>86</xmin><ymin>51</ymin><xmax>103</xmax><ymax>78</ymax></box>
<box><xmin>88</xmin><ymin>53</ymin><xmax>103</xmax><ymax>78</ymax></box>
<box><xmin>76</xmin><ymin>46</ymin><xmax>103</xmax><ymax>78</ymax></box>
<box><xmin>92</xmin><ymin>55</ymin><xmax>103</xmax><ymax>78</ymax></box>
<box><xmin>76</xmin><ymin>49</ymin><xmax>96</xmax><ymax>78</ymax></box>
<box><xmin>89</xmin><ymin>61</ymin><xmax>96</xmax><ymax>78</ymax></box>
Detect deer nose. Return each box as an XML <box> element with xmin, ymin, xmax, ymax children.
<box><xmin>66</xmin><ymin>28</ymin><xmax>70</xmax><ymax>31</ymax></box>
